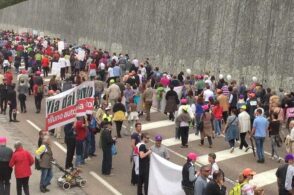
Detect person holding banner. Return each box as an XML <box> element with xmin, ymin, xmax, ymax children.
<box><xmin>182</xmin><ymin>152</ymin><xmax>198</xmax><ymax>195</ymax></box>
<box><xmin>137</xmin><ymin>133</ymin><xmax>152</xmax><ymax>195</ymax></box>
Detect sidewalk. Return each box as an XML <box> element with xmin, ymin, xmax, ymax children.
<box><xmin>0</xmin><ymin>116</ymin><xmax>87</xmax><ymax>195</ymax></box>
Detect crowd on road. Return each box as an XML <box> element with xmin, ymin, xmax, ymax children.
<box><xmin>0</xmin><ymin>30</ymin><xmax>294</xmax><ymax>195</ymax></box>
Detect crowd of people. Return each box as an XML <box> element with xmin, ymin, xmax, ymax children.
<box><xmin>0</xmin><ymin>29</ymin><xmax>293</xmax><ymax>195</ymax></box>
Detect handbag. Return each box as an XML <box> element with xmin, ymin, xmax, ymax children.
<box><xmin>112</xmin><ymin>144</ymin><xmax>117</xmax><ymax>156</ymax></box>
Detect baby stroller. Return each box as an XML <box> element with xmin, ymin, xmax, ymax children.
<box><xmin>51</xmin><ymin>161</ymin><xmax>87</xmax><ymax>190</ymax></box>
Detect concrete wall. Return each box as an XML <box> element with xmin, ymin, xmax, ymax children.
<box><xmin>0</xmin><ymin>0</ymin><xmax>293</xmax><ymax>90</ymax></box>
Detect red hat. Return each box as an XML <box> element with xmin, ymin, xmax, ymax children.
<box><xmin>180</xmin><ymin>98</ymin><xmax>188</xmax><ymax>104</ymax></box>
<box><xmin>242</xmin><ymin>168</ymin><xmax>256</xmax><ymax>177</ymax></box>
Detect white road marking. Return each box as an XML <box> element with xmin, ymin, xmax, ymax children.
<box><xmin>162</xmin><ymin>134</ymin><xmax>200</xmax><ymax>146</ymax></box>
<box><xmin>142</xmin><ymin>120</ymin><xmax>174</xmax><ymax>131</ymax></box>
<box><xmin>26</xmin><ymin>120</ymin><xmax>123</xmax><ymax>195</ymax></box>
<box><xmin>197</xmin><ymin>147</ymin><xmax>252</xmax><ymax>165</ymax></box>
<box><xmin>53</xmin><ymin>141</ymin><xmax>67</xmax><ymax>153</ymax></box>
<box><xmin>250</xmin><ymin>168</ymin><xmax>277</xmax><ymax>187</ymax></box>
<box><xmin>150</xmin><ymin>107</ymin><xmax>158</xmax><ymax>113</ymax></box>
<box><xmin>89</xmin><ymin>172</ymin><xmax>122</xmax><ymax>195</ymax></box>
<box><xmin>27</xmin><ymin>120</ymin><xmax>41</xmax><ymax>131</ymax></box>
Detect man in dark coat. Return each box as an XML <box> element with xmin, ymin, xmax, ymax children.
<box><xmin>64</xmin><ymin>123</ymin><xmax>75</xmax><ymax>169</ymax></box>
<box><xmin>165</xmin><ymin>85</ymin><xmax>179</xmax><ymax>121</ymax></box>
<box><xmin>7</xmin><ymin>83</ymin><xmax>18</xmax><ymax>122</ymax></box>
<box><xmin>100</xmin><ymin>121</ymin><xmax>115</xmax><ymax>175</ymax></box>
<box><xmin>0</xmin><ymin>136</ymin><xmax>13</xmax><ymax>195</ymax></box>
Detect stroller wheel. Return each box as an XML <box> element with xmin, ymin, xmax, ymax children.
<box><xmin>63</xmin><ymin>182</ymin><xmax>71</xmax><ymax>190</ymax></box>
<box><xmin>78</xmin><ymin>180</ymin><xmax>87</xmax><ymax>187</ymax></box>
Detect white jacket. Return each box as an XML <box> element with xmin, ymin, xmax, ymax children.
<box><xmin>238</xmin><ymin>111</ymin><xmax>251</xmax><ymax>133</ymax></box>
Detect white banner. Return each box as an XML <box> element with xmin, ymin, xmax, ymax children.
<box><xmin>45</xmin><ymin>81</ymin><xmax>95</xmax><ymax>130</ymax></box>
<box><xmin>148</xmin><ymin>153</ymin><xmax>185</xmax><ymax>195</ymax></box>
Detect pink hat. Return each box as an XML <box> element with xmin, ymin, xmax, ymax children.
<box><xmin>187</xmin><ymin>152</ymin><xmax>197</xmax><ymax>161</ymax></box>
<box><xmin>36</xmin><ymin>71</ymin><xmax>41</xmax><ymax>75</ymax></box>
<box><xmin>180</xmin><ymin>98</ymin><xmax>188</xmax><ymax>104</ymax></box>
<box><xmin>0</xmin><ymin>137</ymin><xmax>7</xmax><ymax>144</ymax></box>
<box><xmin>202</xmin><ymin>104</ymin><xmax>209</xmax><ymax>111</ymax></box>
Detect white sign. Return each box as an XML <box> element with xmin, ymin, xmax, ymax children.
<box><xmin>51</xmin><ymin>62</ymin><xmax>61</xmax><ymax>76</ymax></box>
<box><xmin>58</xmin><ymin>41</ymin><xmax>65</xmax><ymax>54</ymax></box>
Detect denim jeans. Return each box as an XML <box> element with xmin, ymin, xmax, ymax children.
<box><xmin>213</xmin><ymin>119</ymin><xmax>221</xmax><ymax>135</ymax></box>
<box><xmin>271</xmin><ymin>135</ymin><xmax>279</xmax><ymax>158</ymax></box>
<box><xmin>75</xmin><ymin>140</ymin><xmax>85</xmax><ymax>166</ymax></box>
<box><xmin>254</xmin><ymin>137</ymin><xmax>265</xmax><ymax>161</ymax></box>
<box><xmin>88</xmin><ymin>130</ymin><xmax>96</xmax><ymax>155</ymax></box>
<box><xmin>40</xmin><ymin>168</ymin><xmax>53</xmax><ymax>188</ymax></box>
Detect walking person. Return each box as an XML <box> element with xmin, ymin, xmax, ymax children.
<box><xmin>131</xmin><ymin>123</ymin><xmax>142</xmax><ymax>185</ymax></box>
<box><xmin>142</xmin><ymin>83</ymin><xmax>153</xmax><ymax>121</ymax></box>
<box><xmin>176</xmin><ymin>106</ymin><xmax>192</xmax><ymax>148</ymax></box>
<box><xmin>276</xmin><ymin>154</ymin><xmax>294</xmax><ymax>195</ymax></box>
<box><xmin>250</xmin><ymin>109</ymin><xmax>269</xmax><ymax>163</ymax></box>
<box><xmin>205</xmin><ymin>171</ymin><xmax>226</xmax><ymax>195</ymax></box>
<box><xmin>137</xmin><ymin>133</ymin><xmax>152</xmax><ymax>195</ymax></box>
<box><xmin>208</xmin><ymin>153</ymin><xmax>219</xmax><ymax>179</ymax></box>
<box><xmin>199</xmin><ymin>106</ymin><xmax>213</xmax><ymax>148</ymax></box>
<box><xmin>0</xmin><ymin>79</ymin><xmax>9</xmax><ymax>115</ymax></box>
<box><xmin>268</xmin><ymin>112</ymin><xmax>282</xmax><ymax>162</ymax></box>
<box><xmin>35</xmin><ymin>135</ymin><xmax>54</xmax><ymax>193</ymax></box>
<box><xmin>17</xmin><ymin>79</ymin><xmax>29</xmax><ymax>113</ymax></box>
<box><xmin>113</xmin><ymin>97</ymin><xmax>126</xmax><ymax>138</ymax></box>
<box><xmin>64</xmin><ymin>122</ymin><xmax>76</xmax><ymax>169</ymax></box>
<box><xmin>100</xmin><ymin>121</ymin><xmax>116</xmax><ymax>175</ymax></box>
<box><xmin>238</xmin><ymin>105</ymin><xmax>251</xmax><ymax>151</ymax></box>
<box><xmin>181</xmin><ymin>152</ymin><xmax>198</xmax><ymax>195</ymax></box>
<box><xmin>165</xmin><ymin>85</ymin><xmax>179</xmax><ymax>121</ymax></box>
<box><xmin>7</xmin><ymin>83</ymin><xmax>19</xmax><ymax>122</ymax></box>
<box><xmin>194</xmin><ymin>165</ymin><xmax>211</xmax><ymax>195</ymax></box>
<box><xmin>212</xmin><ymin>100</ymin><xmax>223</xmax><ymax>136</ymax></box>
<box><xmin>9</xmin><ymin>141</ymin><xmax>34</xmax><ymax>195</ymax></box>
<box><xmin>224</xmin><ymin>108</ymin><xmax>239</xmax><ymax>153</ymax></box>
<box><xmin>0</xmin><ymin>137</ymin><xmax>13</xmax><ymax>195</ymax></box>
<box><xmin>33</xmin><ymin>81</ymin><xmax>43</xmax><ymax>113</ymax></box>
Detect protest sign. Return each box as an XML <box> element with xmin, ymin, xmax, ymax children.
<box><xmin>46</xmin><ymin>81</ymin><xmax>95</xmax><ymax>130</ymax></box>
<box><xmin>148</xmin><ymin>153</ymin><xmax>184</xmax><ymax>195</ymax></box>
<box><xmin>58</xmin><ymin>40</ymin><xmax>65</xmax><ymax>54</ymax></box>
<box><xmin>51</xmin><ymin>62</ymin><xmax>61</xmax><ymax>76</ymax></box>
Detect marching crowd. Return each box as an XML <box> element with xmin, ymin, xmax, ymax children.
<box><xmin>0</xmin><ymin>30</ymin><xmax>294</xmax><ymax>195</ymax></box>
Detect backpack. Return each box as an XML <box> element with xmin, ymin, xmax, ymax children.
<box><xmin>229</xmin><ymin>182</ymin><xmax>247</xmax><ymax>195</ymax></box>
<box><xmin>35</xmin><ymin>151</ymin><xmax>45</xmax><ymax>170</ymax></box>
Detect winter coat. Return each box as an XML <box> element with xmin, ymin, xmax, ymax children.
<box><xmin>9</xmin><ymin>147</ymin><xmax>34</xmax><ymax>178</ymax></box>
<box><xmin>165</xmin><ymin>90</ymin><xmax>179</xmax><ymax>113</ymax></box>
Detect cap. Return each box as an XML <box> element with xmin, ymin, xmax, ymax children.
<box><xmin>187</xmin><ymin>152</ymin><xmax>197</xmax><ymax>161</ymax></box>
<box><xmin>155</xmin><ymin>135</ymin><xmax>162</xmax><ymax>141</ymax></box>
<box><xmin>239</xmin><ymin>94</ymin><xmax>244</xmax><ymax>99</ymax></box>
<box><xmin>180</xmin><ymin>98</ymin><xmax>187</xmax><ymax>104</ymax></box>
<box><xmin>0</xmin><ymin>136</ymin><xmax>7</xmax><ymax>144</ymax></box>
<box><xmin>105</xmin><ymin>106</ymin><xmax>111</xmax><ymax>111</ymax></box>
<box><xmin>249</xmin><ymin>93</ymin><xmax>256</xmax><ymax>98</ymax></box>
<box><xmin>242</xmin><ymin>168</ymin><xmax>256</xmax><ymax>177</ymax></box>
<box><xmin>240</xmin><ymin>105</ymin><xmax>247</xmax><ymax>110</ymax></box>
<box><xmin>36</xmin><ymin>71</ymin><xmax>41</xmax><ymax>75</ymax></box>
<box><xmin>110</xmin><ymin>79</ymin><xmax>115</xmax><ymax>84</ymax></box>
<box><xmin>285</xmin><ymin>154</ymin><xmax>294</xmax><ymax>162</ymax></box>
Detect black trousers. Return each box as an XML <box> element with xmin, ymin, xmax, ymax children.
<box><xmin>65</xmin><ymin>139</ymin><xmax>76</xmax><ymax>169</ymax></box>
<box><xmin>137</xmin><ymin>169</ymin><xmax>149</xmax><ymax>195</ymax></box>
<box><xmin>16</xmin><ymin>177</ymin><xmax>29</xmax><ymax>195</ymax></box>
<box><xmin>131</xmin><ymin>162</ymin><xmax>138</xmax><ymax>185</ymax></box>
<box><xmin>0</xmin><ymin>97</ymin><xmax>7</xmax><ymax>113</ymax></box>
<box><xmin>18</xmin><ymin>94</ymin><xmax>26</xmax><ymax>112</ymax></box>
<box><xmin>115</xmin><ymin>121</ymin><xmax>123</xmax><ymax>137</ymax></box>
<box><xmin>222</xmin><ymin>111</ymin><xmax>228</xmax><ymax>123</ymax></box>
<box><xmin>180</xmin><ymin>126</ymin><xmax>189</xmax><ymax>146</ymax></box>
<box><xmin>9</xmin><ymin>106</ymin><xmax>17</xmax><ymax>121</ymax></box>
<box><xmin>239</xmin><ymin>132</ymin><xmax>249</xmax><ymax>149</ymax></box>
<box><xmin>102</xmin><ymin>147</ymin><xmax>112</xmax><ymax>175</ymax></box>
<box><xmin>0</xmin><ymin>179</ymin><xmax>10</xmax><ymax>195</ymax></box>
<box><xmin>34</xmin><ymin>94</ymin><xmax>43</xmax><ymax>112</ymax></box>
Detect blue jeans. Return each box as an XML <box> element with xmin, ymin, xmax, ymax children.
<box><xmin>88</xmin><ymin>130</ymin><xmax>96</xmax><ymax>155</ymax></box>
<box><xmin>75</xmin><ymin>140</ymin><xmax>85</xmax><ymax>166</ymax></box>
<box><xmin>40</xmin><ymin>168</ymin><xmax>53</xmax><ymax>187</ymax></box>
<box><xmin>255</xmin><ymin>137</ymin><xmax>265</xmax><ymax>161</ymax></box>
<box><xmin>213</xmin><ymin>119</ymin><xmax>221</xmax><ymax>135</ymax></box>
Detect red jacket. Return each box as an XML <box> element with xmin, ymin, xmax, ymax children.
<box><xmin>4</xmin><ymin>72</ymin><xmax>13</xmax><ymax>85</ymax></box>
<box><xmin>75</xmin><ymin>120</ymin><xmax>87</xmax><ymax>141</ymax></box>
<box><xmin>212</xmin><ymin>105</ymin><xmax>223</xmax><ymax>120</ymax></box>
<box><xmin>9</xmin><ymin>147</ymin><xmax>34</xmax><ymax>178</ymax></box>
